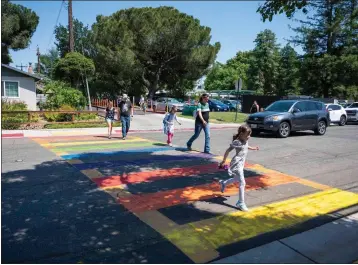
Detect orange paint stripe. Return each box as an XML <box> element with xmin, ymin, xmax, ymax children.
<box><xmin>93</xmin><ymin>163</ymin><xmax>220</xmax><ymax>187</ymax></box>
<box><xmin>117</xmin><ymin>174</ymin><xmax>299</xmax><ymax>213</ymax></box>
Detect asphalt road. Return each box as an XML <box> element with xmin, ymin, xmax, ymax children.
<box><xmin>138</xmin><ymin>123</ymin><xmax>358</xmax><ymax>193</ymax></box>
<box><xmin>1</xmin><ymin>123</ymin><xmax>357</xmax><ymax>263</ymax></box>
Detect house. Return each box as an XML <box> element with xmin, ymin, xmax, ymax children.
<box><xmin>1</xmin><ymin>64</ymin><xmax>41</xmax><ymax>110</ymax></box>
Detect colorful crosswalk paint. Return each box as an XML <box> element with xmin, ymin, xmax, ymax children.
<box><xmin>31</xmin><ymin>134</ymin><xmax>358</xmax><ymax>264</ymax></box>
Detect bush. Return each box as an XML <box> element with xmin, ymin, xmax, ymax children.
<box><xmin>75</xmin><ymin>113</ymin><xmax>98</xmax><ymax>121</ymax></box>
<box><xmin>43</xmin><ymin>105</ymin><xmax>76</xmax><ymax>122</ymax></box>
<box><xmin>42</xmin><ymin>80</ymin><xmax>87</xmax><ymax>110</ymax></box>
<box><xmin>1</xmin><ymin>99</ymin><xmax>28</xmax><ymax>129</ymax></box>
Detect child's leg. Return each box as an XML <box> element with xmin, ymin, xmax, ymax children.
<box><xmin>237</xmin><ymin>169</ymin><xmax>246</xmax><ymax>204</ymax></box>
<box><xmin>167</xmin><ymin>133</ymin><xmax>171</xmax><ymax>144</ymax></box>
<box><xmin>220</xmin><ymin>174</ymin><xmax>239</xmax><ymax>193</ymax></box>
<box><xmin>170</xmin><ymin>132</ymin><xmax>174</xmax><ymax>143</ymax></box>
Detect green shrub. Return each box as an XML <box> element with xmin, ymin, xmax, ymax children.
<box><xmin>1</xmin><ymin>99</ymin><xmax>28</xmax><ymax>129</ymax></box>
<box><xmin>75</xmin><ymin>113</ymin><xmax>98</xmax><ymax>121</ymax></box>
<box><xmin>42</xmin><ymin>80</ymin><xmax>87</xmax><ymax>110</ymax></box>
<box><xmin>43</xmin><ymin>105</ymin><xmax>76</xmax><ymax>122</ymax></box>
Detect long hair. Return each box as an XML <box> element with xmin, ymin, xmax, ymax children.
<box><xmin>233</xmin><ymin>124</ymin><xmax>252</xmax><ymax>141</ymax></box>
<box><xmin>106</xmin><ymin>101</ymin><xmax>113</xmax><ymax>111</ymax></box>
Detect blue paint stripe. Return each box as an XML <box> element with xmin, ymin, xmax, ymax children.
<box><xmin>72</xmin><ymin>155</ymin><xmax>204</xmax><ymax>170</ymax></box>
<box><xmin>61</xmin><ymin>146</ymin><xmax>174</xmax><ymax>160</ymax></box>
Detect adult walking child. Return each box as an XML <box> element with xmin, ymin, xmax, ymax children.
<box><xmin>118</xmin><ymin>94</ymin><xmax>133</xmax><ymax>140</ymax></box>
<box><xmin>187</xmin><ymin>93</ymin><xmax>211</xmax><ymax>153</ymax></box>
<box><xmin>218</xmin><ymin>124</ymin><xmax>259</xmax><ymax>211</ymax></box>
<box><xmin>163</xmin><ymin>106</ymin><xmax>182</xmax><ymax>146</ymax></box>
<box><xmin>105</xmin><ymin>101</ymin><xmax>117</xmax><ymax>139</ymax></box>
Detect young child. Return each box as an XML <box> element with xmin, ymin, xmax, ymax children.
<box><xmin>218</xmin><ymin>124</ymin><xmax>259</xmax><ymax>211</ymax></box>
<box><xmin>105</xmin><ymin>101</ymin><xmax>117</xmax><ymax>139</ymax></box>
<box><xmin>163</xmin><ymin>106</ymin><xmax>182</xmax><ymax>146</ymax></box>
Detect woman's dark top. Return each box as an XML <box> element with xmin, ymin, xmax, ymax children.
<box><xmin>106</xmin><ymin>107</ymin><xmax>115</xmax><ymax>120</ymax></box>
<box><xmin>251</xmin><ymin>104</ymin><xmax>258</xmax><ymax>113</ymax></box>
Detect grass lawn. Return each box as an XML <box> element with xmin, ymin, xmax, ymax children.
<box><xmin>178</xmin><ymin>112</ymin><xmax>248</xmax><ymax>124</ymax></box>
<box><xmin>44</xmin><ymin>121</ymin><xmax>121</xmax><ymax>129</ymax></box>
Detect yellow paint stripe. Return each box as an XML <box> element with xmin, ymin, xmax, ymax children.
<box><xmin>295</xmin><ymin>178</ymin><xmax>331</xmax><ymax>190</ymax></box>
<box><xmin>67</xmin><ymin>159</ymin><xmax>84</xmax><ymax>165</ymax></box>
<box><xmin>81</xmin><ymin>169</ymin><xmax>103</xmax><ymax>179</ymax></box>
<box><xmin>42</xmin><ymin>137</ymin><xmax>148</xmax><ymax>147</ymax></box>
<box><xmin>102</xmin><ymin>184</ymin><xmax>126</xmax><ymax>190</ymax></box>
<box><xmin>54</xmin><ymin>152</ymin><xmax>68</xmax><ymax>156</ymax></box>
<box><xmin>164</xmin><ymin>188</ymin><xmax>358</xmax><ymax>262</ymax></box>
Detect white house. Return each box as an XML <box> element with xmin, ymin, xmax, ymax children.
<box><xmin>1</xmin><ymin>64</ymin><xmax>41</xmax><ymax>110</ymax></box>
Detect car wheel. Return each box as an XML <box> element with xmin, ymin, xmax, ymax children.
<box><xmin>339</xmin><ymin>115</ymin><xmax>346</xmax><ymax>126</ymax></box>
<box><xmin>315</xmin><ymin>120</ymin><xmax>327</xmax><ymax>135</ymax></box>
<box><xmin>277</xmin><ymin>122</ymin><xmax>291</xmax><ymax>138</ymax></box>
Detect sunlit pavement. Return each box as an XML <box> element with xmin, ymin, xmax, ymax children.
<box><xmin>1</xmin><ymin>125</ymin><xmax>358</xmax><ymax>263</ymax></box>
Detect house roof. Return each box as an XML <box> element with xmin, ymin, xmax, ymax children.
<box><xmin>1</xmin><ymin>64</ymin><xmax>42</xmax><ymax>81</ymax></box>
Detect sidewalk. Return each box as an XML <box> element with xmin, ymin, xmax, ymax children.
<box><xmin>213</xmin><ymin>212</ymin><xmax>358</xmax><ymax>264</ymax></box>
<box><xmin>2</xmin><ymin>113</ymin><xmax>240</xmax><ymax>138</ymax></box>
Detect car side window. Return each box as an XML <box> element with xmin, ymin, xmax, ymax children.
<box><xmin>332</xmin><ymin>105</ymin><xmax>341</xmax><ymax>111</ymax></box>
<box><xmin>327</xmin><ymin>104</ymin><xmax>335</xmax><ymax>110</ymax></box>
<box><xmin>294</xmin><ymin>102</ymin><xmax>306</xmax><ymax>112</ymax></box>
<box><xmin>305</xmin><ymin>101</ymin><xmax>318</xmax><ymax>111</ymax></box>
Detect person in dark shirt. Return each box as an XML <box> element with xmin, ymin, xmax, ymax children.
<box><xmin>250</xmin><ymin>101</ymin><xmax>259</xmax><ymax>113</ymax></box>
<box><xmin>187</xmin><ymin>93</ymin><xmax>211</xmax><ymax>153</ymax></box>
<box><xmin>118</xmin><ymin>94</ymin><xmax>133</xmax><ymax>140</ymax></box>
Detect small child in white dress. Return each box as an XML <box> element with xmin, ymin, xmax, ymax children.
<box><xmin>218</xmin><ymin>124</ymin><xmax>259</xmax><ymax>211</ymax></box>
<box><xmin>163</xmin><ymin>106</ymin><xmax>181</xmax><ymax>146</ymax></box>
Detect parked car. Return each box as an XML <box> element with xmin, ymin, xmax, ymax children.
<box><xmin>325</xmin><ymin>104</ymin><xmax>347</xmax><ymax>126</ymax></box>
<box><xmin>153</xmin><ymin>97</ymin><xmax>184</xmax><ymax>112</ymax></box>
<box><xmin>345</xmin><ymin>102</ymin><xmax>358</xmax><ymax>122</ymax></box>
<box><xmin>208</xmin><ymin>99</ymin><xmax>229</xmax><ymax>112</ymax></box>
<box><xmin>222</xmin><ymin>99</ymin><xmax>242</xmax><ymax>112</ymax></box>
<box><xmin>246</xmin><ymin>100</ymin><xmax>329</xmax><ymax>138</ymax></box>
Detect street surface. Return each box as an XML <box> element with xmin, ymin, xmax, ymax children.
<box><xmin>1</xmin><ymin>120</ymin><xmax>358</xmax><ymax>263</ymax></box>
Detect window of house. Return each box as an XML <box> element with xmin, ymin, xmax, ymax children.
<box><xmin>4</xmin><ymin>81</ymin><xmax>19</xmax><ymax>97</ymax></box>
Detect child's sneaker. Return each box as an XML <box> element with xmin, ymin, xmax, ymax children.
<box><xmin>219</xmin><ymin>180</ymin><xmax>226</xmax><ymax>193</ymax></box>
<box><xmin>168</xmin><ymin>143</ymin><xmax>173</xmax><ymax>147</ymax></box>
<box><xmin>236</xmin><ymin>201</ymin><xmax>249</xmax><ymax>212</ymax></box>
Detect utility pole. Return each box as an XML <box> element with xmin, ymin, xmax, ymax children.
<box><xmin>68</xmin><ymin>0</ymin><xmax>74</xmax><ymax>52</ymax></box>
<box><xmin>36</xmin><ymin>46</ymin><xmax>41</xmax><ymax>74</ymax></box>
<box><xmin>16</xmin><ymin>62</ymin><xmax>28</xmax><ymax>71</ymax></box>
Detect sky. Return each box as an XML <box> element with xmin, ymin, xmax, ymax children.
<box><xmin>10</xmin><ymin>1</ymin><xmax>305</xmax><ymax>70</ymax></box>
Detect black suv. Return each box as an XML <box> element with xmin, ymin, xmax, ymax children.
<box><xmin>246</xmin><ymin>100</ymin><xmax>329</xmax><ymax>138</ymax></box>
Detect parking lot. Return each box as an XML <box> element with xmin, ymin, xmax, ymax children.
<box><xmin>1</xmin><ymin>123</ymin><xmax>357</xmax><ymax>263</ymax></box>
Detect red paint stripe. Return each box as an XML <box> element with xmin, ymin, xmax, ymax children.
<box><xmin>94</xmin><ymin>163</ymin><xmax>220</xmax><ymax>187</ymax></box>
<box><xmin>115</xmin><ymin>126</ymin><xmax>239</xmax><ymax>134</ymax></box>
<box><xmin>2</xmin><ymin>133</ymin><xmax>24</xmax><ymax>138</ymax></box>
<box><xmin>117</xmin><ymin>174</ymin><xmax>298</xmax><ymax>213</ymax></box>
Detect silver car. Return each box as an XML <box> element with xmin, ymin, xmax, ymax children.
<box><xmin>153</xmin><ymin>97</ymin><xmax>184</xmax><ymax>112</ymax></box>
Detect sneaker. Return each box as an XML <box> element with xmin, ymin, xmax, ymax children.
<box><xmin>169</xmin><ymin>143</ymin><xmax>173</xmax><ymax>147</ymax></box>
<box><xmin>122</xmin><ymin>137</ymin><xmax>126</xmax><ymax>140</ymax></box>
<box><xmin>108</xmin><ymin>135</ymin><xmax>111</xmax><ymax>139</ymax></box>
<box><xmin>219</xmin><ymin>180</ymin><xmax>226</xmax><ymax>193</ymax></box>
<box><xmin>236</xmin><ymin>201</ymin><xmax>249</xmax><ymax>212</ymax></box>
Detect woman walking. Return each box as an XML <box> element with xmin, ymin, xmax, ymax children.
<box><xmin>187</xmin><ymin>93</ymin><xmax>211</xmax><ymax>153</ymax></box>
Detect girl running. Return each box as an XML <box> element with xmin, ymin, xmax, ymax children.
<box><xmin>105</xmin><ymin>101</ymin><xmax>117</xmax><ymax>139</ymax></box>
<box><xmin>218</xmin><ymin>124</ymin><xmax>259</xmax><ymax>211</ymax></box>
<box><xmin>163</xmin><ymin>106</ymin><xmax>182</xmax><ymax>146</ymax></box>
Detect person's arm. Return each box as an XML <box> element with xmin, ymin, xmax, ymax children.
<box><xmin>219</xmin><ymin>146</ymin><xmax>234</xmax><ymax>166</ymax></box>
<box><xmin>175</xmin><ymin>114</ymin><xmax>181</xmax><ymax>125</ymax></box>
<box><xmin>248</xmin><ymin>145</ymin><xmax>259</xmax><ymax>150</ymax></box>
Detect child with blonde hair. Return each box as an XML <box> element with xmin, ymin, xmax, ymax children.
<box><xmin>163</xmin><ymin>106</ymin><xmax>181</xmax><ymax>146</ymax></box>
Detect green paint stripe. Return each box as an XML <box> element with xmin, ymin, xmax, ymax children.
<box><xmin>51</xmin><ymin>141</ymin><xmax>163</xmax><ymax>153</ymax></box>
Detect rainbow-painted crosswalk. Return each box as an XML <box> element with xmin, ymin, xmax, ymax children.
<box><xmin>31</xmin><ymin>134</ymin><xmax>358</xmax><ymax>263</ymax></box>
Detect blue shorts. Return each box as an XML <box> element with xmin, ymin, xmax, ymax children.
<box><xmin>106</xmin><ymin>118</ymin><xmax>114</xmax><ymax>123</ymax></box>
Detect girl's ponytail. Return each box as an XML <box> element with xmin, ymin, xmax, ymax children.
<box><xmin>233</xmin><ymin>124</ymin><xmax>252</xmax><ymax>141</ymax></box>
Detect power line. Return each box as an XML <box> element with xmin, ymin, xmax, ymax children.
<box><xmin>46</xmin><ymin>0</ymin><xmax>65</xmax><ymax>51</ymax></box>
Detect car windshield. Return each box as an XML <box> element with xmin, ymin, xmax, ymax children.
<box><xmin>211</xmin><ymin>99</ymin><xmax>223</xmax><ymax>104</ymax></box>
<box><xmin>265</xmin><ymin>101</ymin><xmax>295</xmax><ymax>112</ymax></box>
<box><xmin>348</xmin><ymin>103</ymin><xmax>358</xmax><ymax>108</ymax></box>
<box><xmin>168</xmin><ymin>98</ymin><xmax>180</xmax><ymax>103</ymax></box>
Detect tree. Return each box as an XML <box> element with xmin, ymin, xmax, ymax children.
<box><xmin>247</xmin><ymin>29</ymin><xmax>281</xmax><ymax>95</ymax></box>
<box><xmin>277</xmin><ymin>44</ymin><xmax>301</xmax><ymax>96</ymax></box>
<box><xmin>53</xmin><ymin>52</ymin><xmax>95</xmax><ymax>89</ymax></box>
<box><xmin>1</xmin><ymin>0</ymin><xmax>39</xmax><ymax>64</ymax></box>
<box><xmin>257</xmin><ymin>0</ymin><xmax>309</xmax><ymax>22</ymax></box>
<box><xmin>204</xmin><ymin>63</ymin><xmax>237</xmax><ymax>91</ymax></box>
<box><xmin>54</xmin><ymin>18</ymin><xmax>92</xmax><ymax>58</ymax></box>
<box><xmin>35</xmin><ymin>47</ymin><xmax>59</xmax><ymax>77</ymax></box>
<box><xmin>91</xmin><ymin>6</ymin><xmax>220</xmax><ymax>98</ymax></box>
